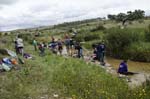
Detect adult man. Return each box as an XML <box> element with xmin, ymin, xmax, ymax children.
<box><xmin>100</xmin><ymin>42</ymin><xmax>106</xmax><ymax>64</ymax></box>
<box><xmin>33</xmin><ymin>39</ymin><xmax>37</xmax><ymax>51</ymax></box>
<box><xmin>15</xmin><ymin>35</ymin><xmax>24</xmax><ymax>56</ymax></box>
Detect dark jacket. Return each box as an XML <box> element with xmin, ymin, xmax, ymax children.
<box><xmin>118</xmin><ymin>62</ymin><xmax>128</xmax><ymax>73</ymax></box>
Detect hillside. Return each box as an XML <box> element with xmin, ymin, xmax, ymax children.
<box><xmin>0</xmin><ymin>18</ymin><xmax>150</xmax><ymax>99</ymax></box>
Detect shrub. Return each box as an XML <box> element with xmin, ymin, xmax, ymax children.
<box><xmin>129</xmin><ymin>21</ymin><xmax>132</xmax><ymax>25</ymax></box>
<box><xmin>138</xmin><ymin>19</ymin><xmax>144</xmax><ymax>23</ymax></box>
<box><xmin>145</xmin><ymin>31</ymin><xmax>150</xmax><ymax>42</ymax></box>
<box><xmin>74</xmin><ymin>29</ymin><xmax>87</xmax><ymax>42</ymax></box>
<box><xmin>105</xmin><ymin>28</ymin><xmax>145</xmax><ymax>59</ymax></box>
<box><xmin>83</xmin><ymin>40</ymin><xmax>101</xmax><ymax>49</ymax></box>
<box><xmin>145</xmin><ymin>24</ymin><xmax>150</xmax><ymax>42</ymax></box>
<box><xmin>75</xmin><ymin>30</ymin><xmax>104</xmax><ymax>42</ymax></box>
<box><xmin>90</xmin><ymin>25</ymin><xmax>105</xmax><ymax>32</ymax></box>
<box><xmin>4</xmin><ymin>32</ymin><xmax>9</xmax><ymax>36</ymax></box>
<box><xmin>83</xmin><ymin>43</ymin><xmax>92</xmax><ymax>49</ymax></box>
<box><xmin>84</xmin><ymin>33</ymin><xmax>100</xmax><ymax>41</ymax></box>
<box><xmin>74</xmin><ymin>34</ymin><xmax>85</xmax><ymax>42</ymax></box>
<box><xmin>126</xmin><ymin>42</ymin><xmax>150</xmax><ymax>62</ymax></box>
<box><xmin>19</xmin><ymin>33</ymin><xmax>33</xmax><ymax>44</ymax></box>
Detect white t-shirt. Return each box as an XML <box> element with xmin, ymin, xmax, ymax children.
<box><xmin>16</xmin><ymin>38</ymin><xmax>24</xmax><ymax>47</ymax></box>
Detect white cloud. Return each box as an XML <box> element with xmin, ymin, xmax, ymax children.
<box><xmin>0</xmin><ymin>0</ymin><xmax>150</xmax><ymax>31</ymax></box>
<box><xmin>0</xmin><ymin>0</ymin><xmax>18</xmax><ymax>5</ymax></box>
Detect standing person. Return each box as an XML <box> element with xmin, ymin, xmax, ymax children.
<box><xmin>69</xmin><ymin>38</ymin><xmax>75</xmax><ymax>56</ymax></box>
<box><xmin>49</xmin><ymin>37</ymin><xmax>57</xmax><ymax>54</ymax></box>
<box><xmin>16</xmin><ymin>35</ymin><xmax>24</xmax><ymax>56</ymax></box>
<box><xmin>75</xmin><ymin>42</ymin><xmax>83</xmax><ymax>58</ymax></box>
<box><xmin>33</xmin><ymin>39</ymin><xmax>37</xmax><ymax>51</ymax></box>
<box><xmin>96</xmin><ymin>43</ymin><xmax>102</xmax><ymax>62</ymax></box>
<box><xmin>38</xmin><ymin>42</ymin><xmax>45</xmax><ymax>56</ymax></box>
<box><xmin>57</xmin><ymin>39</ymin><xmax>63</xmax><ymax>55</ymax></box>
<box><xmin>64</xmin><ymin>34</ymin><xmax>70</xmax><ymax>55</ymax></box>
<box><xmin>100</xmin><ymin>42</ymin><xmax>106</xmax><ymax>65</ymax></box>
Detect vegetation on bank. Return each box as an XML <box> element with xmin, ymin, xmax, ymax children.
<box><xmin>104</xmin><ymin>26</ymin><xmax>150</xmax><ymax>62</ymax></box>
<box><xmin>0</xmin><ymin>51</ymin><xmax>150</xmax><ymax>99</ymax></box>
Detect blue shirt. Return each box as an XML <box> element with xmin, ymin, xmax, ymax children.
<box><xmin>118</xmin><ymin>62</ymin><xmax>128</xmax><ymax>73</ymax></box>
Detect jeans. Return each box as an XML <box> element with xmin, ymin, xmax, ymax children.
<box><xmin>78</xmin><ymin>49</ymin><xmax>83</xmax><ymax>58</ymax></box>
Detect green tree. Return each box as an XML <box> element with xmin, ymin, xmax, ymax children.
<box><xmin>107</xmin><ymin>9</ymin><xmax>145</xmax><ymax>26</ymax></box>
<box><xmin>107</xmin><ymin>14</ymin><xmax>117</xmax><ymax>20</ymax></box>
<box><xmin>116</xmin><ymin>13</ymin><xmax>127</xmax><ymax>25</ymax></box>
<box><xmin>127</xmin><ymin>10</ymin><xmax>145</xmax><ymax>21</ymax></box>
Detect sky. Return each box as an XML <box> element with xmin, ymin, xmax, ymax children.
<box><xmin>0</xmin><ymin>0</ymin><xmax>150</xmax><ymax>31</ymax></box>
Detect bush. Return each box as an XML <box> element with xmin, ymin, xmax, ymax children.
<box><xmin>74</xmin><ymin>34</ymin><xmax>85</xmax><ymax>42</ymax></box>
<box><xmin>126</xmin><ymin>42</ymin><xmax>150</xmax><ymax>62</ymax></box>
<box><xmin>145</xmin><ymin>31</ymin><xmax>150</xmax><ymax>42</ymax></box>
<box><xmin>105</xmin><ymin>28</ymin><xmax>145</xmax><ymax>59</ymax></box>
<box><xmin>75</xmin><ymin>30</ymin><xmax>103</xmax><ymax>42</ymax></box>
<box><xmin>83</xmin><ymin>40</ymin><xmax>101</xmax><ymax>49</ymax></box>
<box><xmin>138</xmin><ymin>19</ymin><xmax>144</xmax><ymax>23</ymax></box>
<box><xmin>19</xmin><ymin>33</ymin><xmax>33</xmax><ymax>44</ymax></box>
<box><xmin>74</xmin><ymin>29</ymin><xmax>87</xmax><ymax>42</ymax></box>
<box><xmin>82</xmin><ymin>43</ymin><xmax>92</xmax><ymax>49</ymax></box>
<box><xmin>84</xmin><ymin>33</ymin><xmax>100</xmax><ymax>41</ymax></box>
<box><xmin>90</xmin><ymin>25</ymin><xmax>105</xmax><ymax>32</ymax></box>
<box><xmin>145</xmin><ymin>25</ymin><xmax>150</xmax><ymax>42</ymax></box>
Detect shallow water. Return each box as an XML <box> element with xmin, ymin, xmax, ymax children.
<box><xmin>106</xmin><ymin>57</ymin><xmax>150</xmax><ymax>73</ymax></box>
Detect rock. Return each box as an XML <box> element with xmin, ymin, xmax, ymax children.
<box><xmin>53</xmin><ymin>94</ymin><xmax>59</xmax><ymax>98</ymax></box>
<box><xmin>105</xmin><ymin>63</ymin><xmax>111</xmax><ymax>67</ymax></box>
<box><xmin>40</xmin><ymin>95</ymin><xmax>48</xmax><ymax>99</ymax></box>
<box><xmin>128</xmin><ymin>73</ymin><xmax>150</xmax><ymax>88</ymax></box>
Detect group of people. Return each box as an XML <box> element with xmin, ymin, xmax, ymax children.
<box><xmin>92</xmin><ymin>42</ymin><xmax>106</xmax><ymax>65</ymax></box>
<box><xmin>14</xmin><ymin>33</ymin><xmax>131</xmax><ymax>76</ymax></box>
<box><xmin>32</xmin><ymin>35</ymin><xmax>83</xmax><ymax>58</ymax></box>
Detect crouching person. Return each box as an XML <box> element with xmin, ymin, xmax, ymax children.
<box><xmin>118</xmin><ymin>60</ymin><xmax>128</xmax><ymax>75</ymax></box>
<box><xmin>118</xmin><ymin>60</ymin><xmax>134</xmax><ymax>75</ymax></box>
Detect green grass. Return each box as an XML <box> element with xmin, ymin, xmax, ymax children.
<box><xmin>1</xmin><ymin>19</ymin><xmax>150</xmax><ymax>99</ymax></box>
<box><xmin>0</xmin><ymin>44</ymin><xmax>150</xmax><ymax>99</ymax></box>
